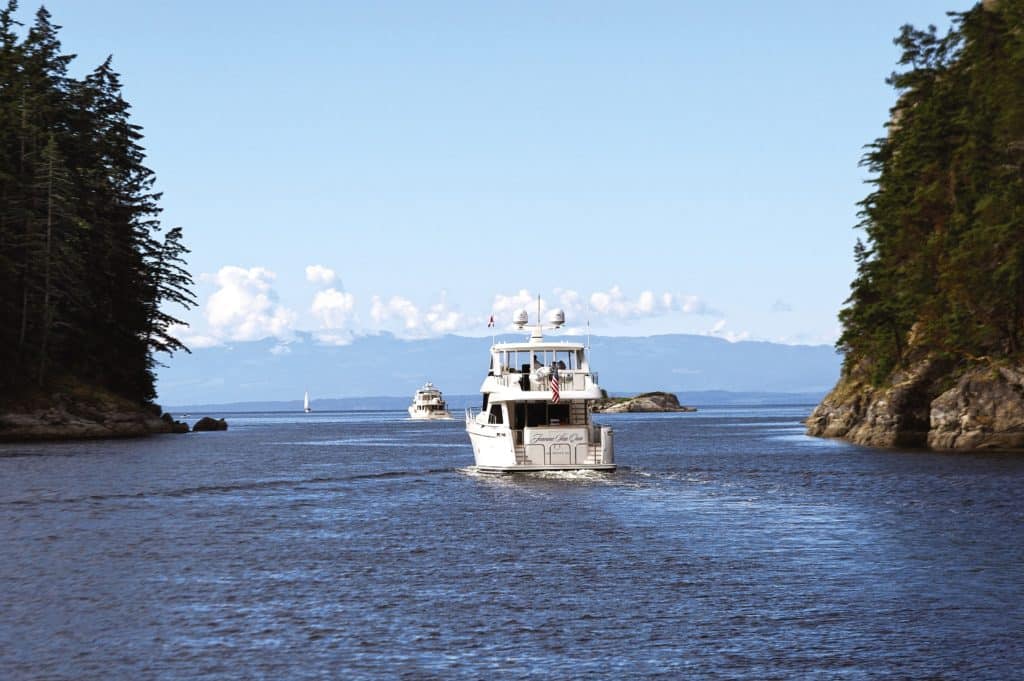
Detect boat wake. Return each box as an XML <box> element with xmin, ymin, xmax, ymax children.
<box><xmin>1</xmin><ymin>468</ymin><xmax>460</xmax><ymax>507</ymax></box>
<box><xmin>456</xmin><ymin>466</ymin><xmax>617</xmax><ymax>484</ymax></box>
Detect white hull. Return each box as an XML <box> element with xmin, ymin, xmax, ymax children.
<box><xmin>466</xmin><ymin>417</ymin><xmax>614</xmax><ymax>472</ymax></box>
<box><xmin>408</xmin><ymin>406</ymin><xmax>453</xmax><ymax>420</ymax></box>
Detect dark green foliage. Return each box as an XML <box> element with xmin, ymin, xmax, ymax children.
<box><xmin>0</xmin><ymin>2</ymin><xmax>193</xmax><ymax>403</ymax></box>
<box><xmin>839</xmin><ymin>1</ymin><xmax>1024</xmax><ymax>383</ymax></box>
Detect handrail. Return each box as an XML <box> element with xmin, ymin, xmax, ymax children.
<box><xmin>492</xmin><ymin>370</ymin><xmax>593</xmax><ymax>392</ymax></box>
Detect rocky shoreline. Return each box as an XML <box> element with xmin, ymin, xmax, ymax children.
<box><xmin>592</xmin><ymin>391</ymin><xmax>696</xmax><ymax>414</ymax></box>
<box><xmin>0</xmin><ymin>390</ymin><xmax>191</xmax><ymax>443</ymax></box>
<box><xmin>806</xmin><ymin>358</ymin><xmax>1024</xmax><ymax>451</ymax></box>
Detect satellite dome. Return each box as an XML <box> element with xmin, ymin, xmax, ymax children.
<box><xmin>546</xmin><ymin>308</ymin><xmax>565</xmax><ymax>328</ymax></box>
<box><xmin>513</xmin><ymin>309</ymin><xmax>529</xmax><ymax>328</ymax></box>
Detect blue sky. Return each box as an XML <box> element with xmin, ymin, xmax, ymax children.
<box><xmin>28</xmin><ymin>1</ymin><xmax>969</xmax><ymax>347</ymax></box>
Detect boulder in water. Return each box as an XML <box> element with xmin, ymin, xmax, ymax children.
<box><xmin>192</xmin><ymin>416</ymin><xmax>228</xmax><ymax>432</ymax></box>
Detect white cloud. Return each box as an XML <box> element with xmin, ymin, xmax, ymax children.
<box><xmin>167</xmin><ymin>323</ymin><xmax>220</xmax><ymax>350</ymax></box>
<box><xmin>204</xmin><ymin>266</ymin><xmax>297</xmax><ymax>342</ymax></box>
<box><xmin>491</xmin><ymin>286</ymin><xmax>717</xmax><ymax>329</ymax></box>
<box><xmin>637</xmin><ymin>291</ymin><xmax>655</xmax><ymax>313</ymax></box>
<box><xmin>588</xmin><ymin>286</ymin><xmax>665</xmax><ymax>319</ymax></box>
<box><xmin>371</xmin><ymin>295</ymin><xmax>419</xmax><ymax>329</ymax></box>
<box><xmin>371</xmin><ymin>291</ymin><xmax>466</xmax><ymax>337</ymax></box>
<box><xmin>270</xmin><ymin>343</ymin><xmax>292</xmax><ymax>355</ymax></box>
<box><xmin>680</xmin><ymin>295</ymin><xmax>715</xmax><ymax>315</ymax></box>
<box><xmin>707</xmin><ymin>319</ymin><xmax>750</xmax><ymax>343</ymax></box>
<box><xmin>311</xmin><ymin>288</ymin><xmax>356</xmax><ymax>329</ymax></box>
<box><xmin>314</xmin><ymin>330</ymin><xmax>355</xmax><ymax>346</ymax></box>
<box><xmin>183</xmin><ymin>277</ymin><xmax>726</xmax><ymax>347</ymax></box>
<box><xmin>424</xmin><ymin>300</ymin><xmax>464</xmax><ymax>334</ymax></box>
<box><xmin>771</xmin><ymin>299</ymin><xmax>793</xmax><ymax>313</ymax></box>
<box><xmin>305</xmin><ymin>264</ymin><xmax>336</xmax><ymax>286</ymax></box>
<box><xmin>492</xmin><ymin>289</ymin><xmax>538</xmax><ymax>316</ymax></box>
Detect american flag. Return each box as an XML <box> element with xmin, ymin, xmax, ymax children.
<box><xmin>487</xmin><ymin>314</ymin><xmax>495</xmax><ymax>328</ymax></box>
<box><xmin>550</xmin><ymin>368</ymin><xmax>559</xmax><ymax>404</ymax></box>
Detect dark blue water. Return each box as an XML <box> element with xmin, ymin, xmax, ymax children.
<box><xmin>1</xmin><ymin>405</ymin><xmax>1023</xmax><ymax>680</ymax></box>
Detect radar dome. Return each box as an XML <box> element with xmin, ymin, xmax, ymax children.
<box><xmin>513</xmin><ymin>309</ymin><xmax>529</xmax><ymax>328</ymax></box>
<box><xmin>547</xmin><ymin>308</ymin><xmax>565</xmax><ymax>328</ymax></box>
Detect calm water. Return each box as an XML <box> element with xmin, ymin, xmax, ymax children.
<box><xmin>1</xmin><ymin>405</ymin><xmax>1023</xmax><ymax>680</ymax></box>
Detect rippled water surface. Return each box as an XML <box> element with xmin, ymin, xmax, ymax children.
<box><xmin>2</xmin><ymin>405</ymin><xmax>1023</xmax><ymax>679</ymax></box>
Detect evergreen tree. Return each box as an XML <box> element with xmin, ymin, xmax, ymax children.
<box><xmin>0</xmin><ymin>4</ymin><xmax>194</xmax><ymax>404</ymax></box>
<box><xmin>839</xmin><ymin>0</ymin><xmax>1024</xmax><ymax>381</ymax></box>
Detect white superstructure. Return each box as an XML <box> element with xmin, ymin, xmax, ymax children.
<box><xmin>408</xmin><ymin>382</ymin><xmax>453</xmax><ymax>420</ymax></box>
<box><xmin>465</xmin><ymin>307</ymin><xmax>614</xmax><ymax>472</ymax></box>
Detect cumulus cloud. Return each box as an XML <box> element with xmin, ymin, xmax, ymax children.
<box><xmin>370</xmin><ymin>291</ymin><xmax>466</xmax><ymax>337</ymax></box>
<box><xmin>771</xmin><ymin>299</ymin><xmax>793</xmax><ymax>313</ymax></box>
<box><xmin>371</xmin><ymin>295</ymin><xmax>419</xmax><ymax>329</ymax></box>
<box><xmin>314</xmin><ymin>330</ymin><xmax>355</xmax><ymax>346</ymax></box>
<box><xmin>311</xmin><ymin>288</ymin><xmax>356</xmax><ymax>329</ymax></box>
<box><xmin>707</xmin><ymin>319</ymin><xmax>750</xmax><ymax>343</ymax></box>
<box><xmin>204</xmin><ymin>266</ymin><xmax>297</xmax><ymax>342</ymax></box>
<box><xmin>305</xmin><ymin>264</ymin><xmax>336</xmax><ymax>286</ymax></box>
<box><xmin>490</xmin><ymin>286</ymin><xmax>717</xmax><ymax>328</ymax></box>
<box><xmin>679</xmin><ymin>295</ymin><xmax>716</xmax><ymax>315</ymax></box>
<box><xmin>167</xmin><ymin>323</ymin><xmax>220</xmax><ymax>350</ymax></box>
<box><xmin>492</xmin><ymin>289</ymin><xmax>538</xmax><ymax>316</ymax></box>
<box><xmin>587</xmin><ymin>286</ymin><xmax>715</xmax><ymax>320</ymax></box>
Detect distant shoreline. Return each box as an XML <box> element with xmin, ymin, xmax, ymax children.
<box><xmin>166</xmin><ymin>390</ymin><xmax>826</xmax><ymax>414</ymax></box>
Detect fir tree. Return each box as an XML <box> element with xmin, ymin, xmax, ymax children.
<box><xmin>839</xmin><ymin>0</ymin><xmax>1024</xmax><ymax>382</ymax></box>
<box><xmin>0</xmin><ymin>4</ymin><xmax>194</xmax><ymax>404</ymax></box>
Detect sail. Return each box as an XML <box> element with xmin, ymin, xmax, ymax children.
<box><xmin>304</xmin><ymin>391</ymin><xmax>310</xmax><ymax>411</ymax></box>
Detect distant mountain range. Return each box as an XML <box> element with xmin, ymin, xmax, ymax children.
<box><xmin>157</xmin><ymin>332</ymin><xmax>841</xmax><ymax>410</ymax></box>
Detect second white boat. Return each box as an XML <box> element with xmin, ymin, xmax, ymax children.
<box><xmin>408</xmin><ymin>382</ymin><xmax>453</xmax><ymax>420</ymax></box>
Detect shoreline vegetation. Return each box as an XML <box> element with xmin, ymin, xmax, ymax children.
<box><xmin>808</xmin><ymin>0</ymin><xmax>1024</xmax><ymax>451</ymax></box>
<box><xmin>0</xmin><ymin>3</ymin><xmax>195</xmax><ymax>441</ymax></box>
<box><xmin>592</xmin><ymin>391</ymin><xmax>696</xmax><ymax>414</ymax></box>
<box><xmin>0</xmin><ymin>378</ymin><xmax>188</xmax><ymax>442</ymax></box>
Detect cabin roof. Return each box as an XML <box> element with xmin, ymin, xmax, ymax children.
<box><xmin>491</xmin><ymin>341</ymin><xmax>584</xmax><ymax>352</ymax></box>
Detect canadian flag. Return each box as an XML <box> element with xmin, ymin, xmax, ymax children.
<box><xmin>487</xmin><ymin>314</ymin><xmax>495</xmax><ymax>328</ymax></box>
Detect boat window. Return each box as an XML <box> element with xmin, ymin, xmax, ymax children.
<box><xmin>548</xmin><ymin>403</ymin><xmax>569</xmax><ymax>424</ymax></box>
<box><xmin>488</xmin><ymin>404</ymin><xmax>503</xmax><ymax>424</ymax></box>
<box><xmin>506</xmin><ymin>350</ymin><xmax>523</xmax><ymax>372</ymax></box>
<box><xmin>554</xmin><ymin>350</ymin><xmax>575</xmax><ymax>370</ymax></box>
<box><xmin>525</xmin><ymin>402</ymin><xmax>547</xmax><ymax>427</ymax></box>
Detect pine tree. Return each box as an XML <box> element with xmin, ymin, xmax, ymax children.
<box><xmin>0</xmin><ymin>4</ymin><xmax>194</xmax><ymax>404</ymax></box>
<box><xmin>839</xmin><ymin>0</ymin><xmax>1024</xmax><ymax>382</ymax></box>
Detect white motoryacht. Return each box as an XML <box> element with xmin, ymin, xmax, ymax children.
<box><xmin>465</xmin><ymin>307</ymin><xmax>614</xmax><ymax>472</ymax></box>
<box><xmin>408</xmin><ymin>382</ymin><xmax>453</xmax><ymax>420</ymax></box>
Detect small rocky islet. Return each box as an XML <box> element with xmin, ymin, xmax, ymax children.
<box><xmin>591</xmin><ymin>391</ymin><xmax>696</xmax><ymax>414</ymax></box>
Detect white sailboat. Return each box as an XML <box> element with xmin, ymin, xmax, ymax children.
<box><xmin>303</xmin><ymin>391</ymin><xmax>311</xmax><ymax>413</ymax></box>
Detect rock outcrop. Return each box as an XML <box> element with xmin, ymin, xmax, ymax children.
<box><xmin>0</xmin><ymin>392</ymin><xmax>188</xmax><ymax>442</ymax></box>
<box><xmin>592</xmin><ymin>391</ymin><xmax>696</xmax><ymax>414</ymax></box>
<box><xmin>192</xmin><ymin>416</ymin><xmax>228</xmax><ymax>432</ymax></box>
<box><xmin>928</xmin><ymin>365</ymin><xmax>1024</xmax><ymax>450</ymax></box>
<box><xmin>807</xmin><ymin>358</ymin><xmax>1024</xmax><ymax>450</ymax></box>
